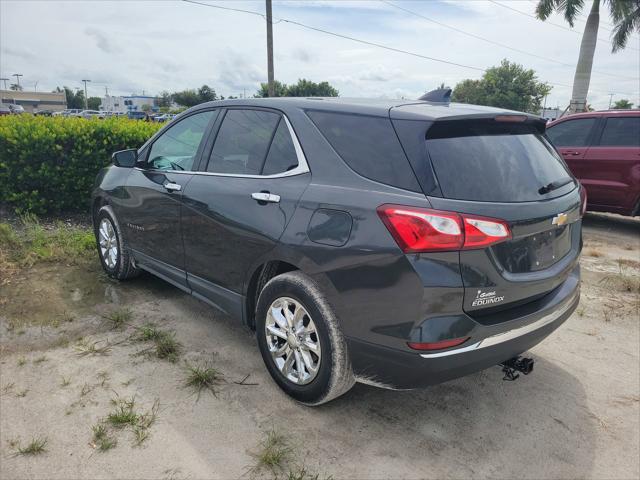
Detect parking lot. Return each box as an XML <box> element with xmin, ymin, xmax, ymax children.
<box><xmin>1</xmin><ymin>212</ymin><xmax>638</xmax><ymax>480</ymax></box>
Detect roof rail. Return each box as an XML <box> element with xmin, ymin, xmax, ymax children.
<box><xmin>418</xmin><ymin>88</ymin><xmax>452</xmax><ymax>104</ymax></box>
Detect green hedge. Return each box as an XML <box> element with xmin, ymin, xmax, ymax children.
<box><xmin>0</xmin><ymin>115</ymin><xmax>162</xmax><ymax>214</ymax></box>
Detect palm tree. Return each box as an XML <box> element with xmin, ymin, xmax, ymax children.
<box><xmin>536</xmin><ymin>0</ymin><xmax>640</xmax><ymax>113</ymax></box>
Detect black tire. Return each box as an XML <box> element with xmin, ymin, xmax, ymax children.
<box><xmin>256</xmin><ymin>271</ymin><xmax>355</xmax><ymax>405</ymax></box>
<box><xmin>94</xmin><ymin>205</ymin><xmax>140</xmax><ymax>280</ymax></box>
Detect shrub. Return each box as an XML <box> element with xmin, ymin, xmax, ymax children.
<box><xmin>0</xmin><ymin>115</ymin><xmax>161</xmax><ymax>214</ymax></box>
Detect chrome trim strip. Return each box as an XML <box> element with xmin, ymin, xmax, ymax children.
<box><xmin>135</xmin><ymin>113</ymin><xmax>309</xmax><ymax>179</ymax></box>
<box><xmin>419</xmin><ymin>289</ymin><xmax>579</xmax><ymax>359</ymax></box>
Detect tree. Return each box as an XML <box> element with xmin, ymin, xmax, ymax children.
<box><xmin>612</xmin><ymin>98</ymin><xmax>634</xmax><ymax>109</ymax></box>
<box><xmin>256</xmin><ymin>80</ymin><xmax>288</xmax><ymax>97</ymax></box>
<box><xmin>255</xmin><ymin>79</ymin><xmax>339</xmax><ymax>97</ymax></box>
<box><xmin>87</xmin><ymin>97</ymin><xmax>101</xmax><ymax>110</ymax></box>
<box><xmin>197</xmin><ymin>84</ymin><xmax>217</xmax><ymax>102</ymax></box>
<box><xmin>452</xmin><ymin>60</ymin><xmax>551</xmax><ymax>113</ymax></box>
<box><xmin>61</xmin><ymin>87</ymin><xmax>85</xmax><ymax>109</ymax></box>
<box><xmin>172</xmin><ymin>89</ymin><xmax>200</xmax><ymax>107</ymax></box>
<box><xmin>536</xmin><ymin>0</ymin><xmax>640</xmax><ymax>113</ymax></box>
<box><xmin>157</xmin><ymin>91</ymin><xmax>172</xmax><ymax>108</ymax></box>
<box><xmin>9</xmin><ymin>84</ymin><xmax>23</xmax><ymax>91</ymax></box>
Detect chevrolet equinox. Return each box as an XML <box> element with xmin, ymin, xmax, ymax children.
<box><xmin>92</xmin><ymin>94</ymin><xmax>583</xmax><ymax>405</ymax></box>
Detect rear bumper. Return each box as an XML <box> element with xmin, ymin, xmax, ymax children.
<box><xmin>347</xmin><ymin>266</ymin><xmax>580</xmax><ymax>390</ymax></box>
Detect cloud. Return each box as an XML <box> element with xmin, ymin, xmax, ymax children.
<box><xmin>358</xmin><ymin>64</ymin><xmax>403</xmax><ymax>82</ymax></box>
<box><xmin>84</xmin><ymin>27</ymin><xmax>120</xmax><ymax>54</ymax></box>
<box><xmin>291</xmin><ymin>48</ymin><xmax>313</xmax><ymax>63</ymax></box>
<box><xmin>214</xmin><ymin>53</ymin><xmax>266</xmax><ymax>93</ymax></box>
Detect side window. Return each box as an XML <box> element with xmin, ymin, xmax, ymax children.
<box><xmin>599</xmin><ymin>117</ymin><xmax>640</xmax><ymax>147</ymax></box>
<box><xmin>207</xmin><ymin>109</ymin><xmax>280</xmax><ymax>175</ymax></box>
<box><xmin>546</xmin><ymin>118</ymin><xmax>596</xmax><ymax>147</ymax></box>
<box><xmin>147</xmin><ymin>110</ymin><xmax>216</xmax><ymax>171</ymax></box>
<box><xmin>306</xmin><ymin>110</ymin><xmax>420</xmax><ymax>192</ymax></box>
<box><xmin>262</xmin><ymin>119</ymin><xmax>299</xmax><ymax>175</ymax></box>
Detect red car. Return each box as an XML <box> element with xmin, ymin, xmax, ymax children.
<box><xmin>546</xmin><ymin>110</ymin><xmax>640</xmax><ymax>216</ymax></box>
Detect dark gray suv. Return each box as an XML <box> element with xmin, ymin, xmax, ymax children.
<box><xmin>92</xmin><ymin>96</ymin><xmax>583</xmax><ymax>405</ymax></box>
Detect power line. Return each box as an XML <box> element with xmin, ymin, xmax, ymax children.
<box><xmin>183</xmin><ymin>0</ymin><xmax>485</xmax><ymax>72</ymax></box>
<box><xmin>488</xmin><ymin>0</ymin><xmax>639</xmax><ymax>52</ymax></box>
<box><xmin>380</xmin><ymin>0</ymin><xmax>636</xmax><ymax>81</ymax></box>
<box><xmin>182</xmin><ymin>0</ymin><xmax>639</xmax><ymax>97</ymax></box>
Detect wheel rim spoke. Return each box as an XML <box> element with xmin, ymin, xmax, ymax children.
<box><xmin>264</xmin><ymin>296</ymin><xmax>321</xmax><ymax>386</ymax></box>
<box><xmin>267</xmin><ymin>324</ymin><xmax>287</xmax><ymax>341</ymax></box>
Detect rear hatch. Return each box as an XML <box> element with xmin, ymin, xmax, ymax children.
<box><xmin>392</xmin><ymin>113</ymin><xmax>582</xmax><ymax>321</ymax></box>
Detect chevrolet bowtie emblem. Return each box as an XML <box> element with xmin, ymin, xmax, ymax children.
<box><xmin>552</xmin><ymin>212</ymin><xmax>568</xmax><ymax>226</ymax></box>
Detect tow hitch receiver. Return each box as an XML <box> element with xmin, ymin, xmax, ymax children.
<box><xmin>500</xmin><ymin>356</ymin><xmax>534</xmax><ymax>381</ymax></box>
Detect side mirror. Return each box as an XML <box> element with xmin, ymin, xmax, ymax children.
<box><xmin>112</xmin><ymin>149</ymin><xmax>137</xmax><ymax>168</ymax></box>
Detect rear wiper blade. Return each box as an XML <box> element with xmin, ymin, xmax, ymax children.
<box><xmin>538</xmin><ymin>177</ymin><xmax>574</xmax><ymax>195</ymax></box>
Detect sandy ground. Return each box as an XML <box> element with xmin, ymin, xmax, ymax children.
<box><xmin>1</xmin><ymin>212</ymin><xmax>638</xmax><ymax>480</ymax></box>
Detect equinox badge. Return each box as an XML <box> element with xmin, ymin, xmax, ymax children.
<box><xmin>552</xmin><ymin>212</ymin><xmax>568</xmax><ymax>226</ymax></box>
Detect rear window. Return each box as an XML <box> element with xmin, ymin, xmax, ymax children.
<box><xmin>307</xmin><ymin>110</ymin><xmax>420</xmax><ymax>192</ymax></box>
<box><xmin>599</xmin><ymin>117</ymin><xmax>640</xmax><ymax>146</ymax></box>
<box><xmin>426</xmin><ymin>121</ymin><xmax>574</xmax><ymax>202</ymax></box>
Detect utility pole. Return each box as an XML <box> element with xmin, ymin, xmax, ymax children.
<box><xmin>0</xmin><ymin>78</ymin><xmax>8</xmax><ymax>90</ymax></box>
<box><xmin>34</xmin><ymin>81</ymin><xmax>38</xmax><ymax>92</ymax></box>
<box><xmin>82</xmin><ymin>79</ymin><xmax>91</xmax><ymax>109</ymax></box>
<box><xmin>12</xmin><ymin>73</ymin><xmax>23</xmax><ymax>87</ymax></box>
<box><xmin>608</xmin><ymin>93</ymin><xmax>614</xmax><ymax>109</ymax></box>
<box><xmin>266</xmin><ymin>0</ymin><xmax>275</xmax><ymax>97</ymax></box>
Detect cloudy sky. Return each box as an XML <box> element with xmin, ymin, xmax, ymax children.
<box><xmin>1</xmin><ymin>0</ymin><xmax>638</xmax><ymax>109</ymax></box>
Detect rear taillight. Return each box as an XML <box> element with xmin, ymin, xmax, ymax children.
<box><xmin>377</xmin><ymin>205</ymin><xmax>511</xmax><ymax>253</ymax></box>
<box><xmin>580</xmin><ymin>185</ymin><xmax>587</xmax><ymax>216</ymax></box>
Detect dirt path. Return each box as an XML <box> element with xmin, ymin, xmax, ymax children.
<box><xmin>1</xmin><ymin>213</ymin><xmax>638</xmax><ymax>479</ymax></box>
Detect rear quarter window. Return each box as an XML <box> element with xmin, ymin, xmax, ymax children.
<box><xmin>599</xmin><ymin>117</ymin><xmax>640</xmax><ymax>147</ymax></box>
<box><xmin>306</xmin><ymin>110</ymin><xmax>420</xmax><ymax>192</ymax></box>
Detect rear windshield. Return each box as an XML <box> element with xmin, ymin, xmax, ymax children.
<box><xmin>426</xmin><ymin>121</ymin><xmax>574</xmax><ymax>202</ymax></box>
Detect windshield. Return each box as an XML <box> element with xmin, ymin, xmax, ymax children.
<box><xmin>426</xmin><ymin>120</ymin><xmax>574</xmax><ymax>202</ymax></box>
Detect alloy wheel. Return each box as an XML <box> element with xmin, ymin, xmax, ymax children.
<box><xmin>265</xmin><ymin>296</ymin><xmax>321</xmax><ymax>385</ymax></box>
<box><xmin>98</xmin><ymin>218</ymin><xmax>118</xmax><ymax>269</ymax></box>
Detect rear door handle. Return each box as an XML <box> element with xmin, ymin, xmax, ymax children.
<box><xmin>251</xmin><ymin>192</ymin><xmax>280</xmax><ymax>203</ymax></box>
<box><xmin>164</xmin><ymin>182</ymin><xmax>182</xmax><ymax>192</ymax></box>
<box><xmin>562</xmin><ymin>151</ymin><xmax>581</xmax><ymax>156</ymax></box>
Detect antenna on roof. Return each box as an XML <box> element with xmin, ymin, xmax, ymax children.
<box><xmin>418</xmin><ymin>88</ymin><xmax>452</xmax><ymax>104</ymax></box>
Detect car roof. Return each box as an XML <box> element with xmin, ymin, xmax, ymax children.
<box><xmin>191</xmin><ymin>97</ymin><xmax>540</xmax><ymax>122</ymax></box>
<box><xmin>548</xmin><ymin>109</ymin><xmax>640</xmax><ymax>126</ymax></box>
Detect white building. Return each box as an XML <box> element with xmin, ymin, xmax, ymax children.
<box><xmin>539</xmin><ymin>107</ymin><xmax>562</xmax><ymax>122</ymax></box>
<box><xmin>100</xmin><ymin>95</ymin><xmax>158</xmax><ymax>113</ymax></box>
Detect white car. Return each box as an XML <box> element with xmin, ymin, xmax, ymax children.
<box><xmin>8</xmin><ymin>104</ymin><xmax>25</xmax><ymax>114</ymax></box>
<box><xmin>76</xmin><ymin>110</ymin><xmax>102</xmax><ymax>119</ymax></box>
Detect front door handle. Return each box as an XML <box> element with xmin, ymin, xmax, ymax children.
<box><xmin>251</xmin><ymin>192</ymin><xmax>280</xmax><ymax>203</ymax></box>
<box><xmin>562</xmin><ymin>151</ymin><xmax>581</xmax><ymax>156</ymax></box>
<box><xmin>164</xmin><ymin>182</ymin><xmax>182</xmax><ymax>192</ymax></box>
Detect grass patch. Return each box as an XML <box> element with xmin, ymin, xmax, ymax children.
<box><xmin>91</xmin><ymin>424</ymin><xmax>117</xmax><ymax>452</ymax></box>
<box><xmin>15</xmin><ymin>436</ymin><xmax>47</xmax><ymax>456</ymax></box>
<box><xmin>0</xmin><ymin>216</ymin><xmax>94</xmax><ymax>273</ymax></box>
<box><xmin>249</xmin><ymin>429</ymin><xmax>293</xmax><ymax>475</ymax></box>
<box><xmin>101</xmin><ymin>395</ymin><xmax>159</xmax><ymax>447</ymax></box>
<box><xmin>184</xmin><ymin>361</ymin><xmax>224</xmax><ymax>400</ymax></box>
<box><xmin>600</xmin><ymin>267</ymin><xmax>640</xmax><ymax>294</ymax></box>
<box><xmin>132</xmin><ymin>323</ymin><xmax>181</xmax><ymax>362</ymax></box>
<box><xmin>583</xmin><ymin>248</ymin><xmax>603</xmax><ymax>258</ymax></box>
<box><xmin>617</xmin><ymin>258</ymin><xmax>640</xmax><ymax>270</ymax></box>
<box><xmin>33</xmin><ymin>355</ymin><xmax>48</xmax><ymax>364</ymax></box>
<box><xmin>60</xmin><ymin>376</ymin><xmax>71</xmax><ymax>388</ymax></box>
<box><xmin>104</xmin><ymin>308</ymin><xmax>132</xmax><ymax>330</ymax></box>
<box><xmin>75</xmin><ymin>338</ymin><xmax>112</xmax><ymax>356</ymax></box>
<box><xmin>16</xmin><ymin>389</ymin><xmax>28</xmax><ymax>398</ymax></box>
